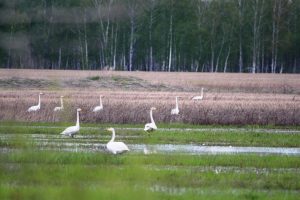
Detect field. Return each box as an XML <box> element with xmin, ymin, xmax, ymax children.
<box><xmin>0</xmin><ymin>69</ymin><xmax>300</xmax><ymax>199</ymax></box>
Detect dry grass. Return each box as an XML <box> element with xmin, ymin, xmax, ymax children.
<box><xmin>0</xmin><ymin>69</ymin><xmax>299</xmax><ymax>125</ymax></box>
<box><xmin>0</xmin><ymin>90</ymin><xmax>299</xmax><ymax>125</ymax></box>
<box><xmin>1</xmin><ymin>69</ymin><xmax>299</xmax><ymax>93</ymax></box>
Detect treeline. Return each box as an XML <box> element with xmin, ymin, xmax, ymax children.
<box><xmin>0</xmin><ymin>0</ymin><xmax>300</xmax><ymax>73</ymax></box>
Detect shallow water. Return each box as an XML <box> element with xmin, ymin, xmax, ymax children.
<box><xmin>1</xmin><ymin>132</ymin><xmax>300</xmax><ymax>155</ymax></box>
<box><xmin>1</xmin><ymin>125</ymin><xmax>300</xmax><ymax>134</ymax></box>
<box><xmin>133</xmin><ymin>144</ymin><xmax>300</xmax><ymax>155</ymax></box>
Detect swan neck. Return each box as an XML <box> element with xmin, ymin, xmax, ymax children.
<box><xmin>109</xmin><ymin>130</ymin><xmax>115</xmax><ymax>143</ymax></box>
<box><xmin>201</xmin><ymin>88</ymin><xmax>204</xmax><ymax>96</ymax></box>
<box><xmin>175</xmin><ymin>97</ymin><xmax>178</xmax><ymax>108</ymax></box>
<box><xmin>100</xmin><ymin>96</ymin><xmax>102</xmax><ymax>106</ymax></box>
<box><xmin>150</xmin><ymin>109</ymin><xmax>155</xmax><ymax>124</ymax></box>
<box><xmin>38</xmin><ymin>94</ymin><xmax>41</xmax><ymax>107</ymax></box>
<box><xmin>60</xmin><ymin>97</ymin><xmax>64</xmax><ymax>108</ymax></box>
<box><xmin>76</xmin><ymin>110</ymin><xmax>80</xmax><ymax>127</ymax></box>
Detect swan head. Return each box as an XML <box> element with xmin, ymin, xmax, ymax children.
<box><xmin>150</xmin><ymin>107</ymin><xmax>156</xmax><ymax>111</ymax></box>
<box><xmin>106</xmin><ymin>127</ymin><xmax>114</xmax><ymax>132</ymax></box>
<box><xmin>60</xmin><ymin>96</ymin><xmax>64</xmax><ymax>98</ymax></box>
<box><xmin>77</xmin><ymin>108</ymin><xmax>82</xmax><ymax>112</ymax></box>
<box><xmin>39</xmin><ymin>92</ymin><xmax>44</xmax><ymax>95</ymax></box>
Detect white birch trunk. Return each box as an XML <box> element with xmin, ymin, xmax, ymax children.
<box><xmin>149</xmin><ymin>0</ymin><xmax>155</xmax><ymax>71</ymax></box>
<box><xmin>238</xmin><ymin>0</ymin><xmax>243</xmax><ymax>72</ymax></box>
<box><xmin>129</xmin><ymin>15</ymin><xmax>134</xmax><ymax>71</ymax></box>
<box><xmin>251</xmin><ymin>0</ymin><xmax>258</xmax><ymax>74</ymax></box>
<box><xmin>271</xmin><ymin>1</ymin><xmax>276</xmax><ymax>73</ymax></box>
<box><xmin>168</xmin><ymin>14</ymin><xmax>173</xmax><ymax>72</ymax></box>
<box><xmin>84</xmin><ymin>9</ymin><xmax>89</xmax><ymax>69</ymax></box>
<box><xmin>224</xmin><ymin>46</ymin><xmax>231</xmax><ymax>73</ymax></box>
<box><xmin>210</xmin><ymin>41</ymin><xmax>214</xmax><ymax>72</ymax></box>
<box><xmin>113</xmin><ymin>24</ymin><xmax>118</xmax><ymax>70</ymax></box>
<box><xmin>215</xmin><ymin>35</ymin><xmax>225</xmax><ymax>73</ymax></box>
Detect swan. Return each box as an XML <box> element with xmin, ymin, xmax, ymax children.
<box><xmin>144</xmin><ymin>107</ymin><xmax>157</xmax><ymax>132</ymax></box>
<box><xmin>54</xmin><ymin>96</ymin><xmax>64</xmax><ymax>111</ymax></box>
<box><xmin>192</xmin><ymin>88</ymin><xmax>204</xmax><ymax>100</ymax></box>
<box><xmin>27</xmin><ymin>92</ymin><xmax>44</xmax><ymax>112</ymax></box>
<box><xmin>106</xmin><ymin>128</ymin><xmax>129</xmax><ymax>154</ymax></box>
<box><xmin>171</xmin><ymin>96</ymin><xmax>180</xmax><ymax>115</ymax></box>
<box><xmin>60</xmin><ymin>108</ymin><xmax>81</xmax><ymax>137</ymax></box>
<box><xmin>93</xmin><ymin>95</ymin><xmax>103</xmax><ymax>112</ymax></box>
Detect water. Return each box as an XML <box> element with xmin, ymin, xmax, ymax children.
<box><xmin>133</xmin><ymin>144</ymin><xmax>300</xmax><ymax>155</ymax></box>
<box><xmin>1</xmin><ymin>125</ymin><xmax>299</xmax><ymax>134</ymax></box>
<box><xmin>1</xmin><ymin>133</ymin><xmax>300</xmax><ymax>155</ymax></box>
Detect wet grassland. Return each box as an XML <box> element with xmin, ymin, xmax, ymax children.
<box><xmin>0</xmin><ymin>122</ymin><xmax>299</xmax><ymax>200</ymax></box>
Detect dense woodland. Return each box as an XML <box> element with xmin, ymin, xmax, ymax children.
<box><xmin>0</xmin><ymin>0</ymin><xmax>300</xmax><ymax>73</ymax></box>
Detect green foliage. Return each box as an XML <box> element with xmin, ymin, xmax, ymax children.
<box><xmin>0</xmin><ymin>0</ymin><xmax>299</xmax><ymax>73</ymax></box>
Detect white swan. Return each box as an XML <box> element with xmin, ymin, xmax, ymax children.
<box><xmin>93</xmin><ymin>95</ymin><xmax>103</xmax><ymax>112</ymax></box>
<box><xmin>171</xmin><ymin>96</ymin><xmax>180</xmax><ymax>115</ymax></box>
<box><xmin>192</xmin><ymin>88</ymin><xmax>204</xmax><ymax>100</ymax></box>
<box><xmin>27</xmin><ymin>92</ymin><xmax>44</xmax><ymax>112</ymax></box>
<box><xmin>106</xmin><ymin>128</ymin><xmax>129</xmax><ymax>154</ymax></box>
<box><xmin>144</xmin><ymin>107</ymin><xmax>157</xmax><ymax>132</ymax></box>
<box><xmin>54</xmin><ymin>96</ymin><xmax>64</xmax><ymax>111</ymax></box>
<box><xmin>60</xmin><ymin>108</ymin><xmax>81</xmax><ymax>137</ymax></box>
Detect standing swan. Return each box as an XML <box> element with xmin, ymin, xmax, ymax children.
<box><xmin>106</xmin><ymin>128</ymin><xmax>129</xmax><ymax>154</ymax></box>
<box><xmin>144</xmin><ymin>107</ymin><xmax>157</xmax><ymax>132</ymax></box>
<box><xmin>60</xmin><ymin>108</ymin><xmax>81</xmax><ymax>137</ymax></box>
<box><xmin>192</xmin><ymin>88</ymin><xmax>204</xmax><ymax>100</ymax></box>
<box><xmin>93</xmin><ymin>95</ymin><xmax>103</xmax><ymax>112</ymax></box>
<box><xmin>54</xmin><ymin>96</ymin><xmax>64</xmax><ymax>111</ymax></box>
<box><xmin>28</xmin><ymin>92</ymin><xmax>44</xmax><ymax>112</ymax></box>
<box><xmin>171</xmin><ymin>96</ymin><xmax>180</xmax><ymax>115</ymax></box>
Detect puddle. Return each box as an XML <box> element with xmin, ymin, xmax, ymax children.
<box><xmin>1</xmin><ymin>125</ymin><xmax>299</xmax><ymax>134</ymax></box>
<box><xmin>1</xmin><ymin>133</ymin><xmax>300</xmax><ymax>155</ymax></box>
<box><xmin>133</xmin><ymin>144</ymin><xmax>300</xmax><ymax>155</ymax></box>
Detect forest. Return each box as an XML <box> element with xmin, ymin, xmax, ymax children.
<box><xmin>0</xmin><ymin>0</ymin><xmax>300</xmax><ymax>73</ymax></box>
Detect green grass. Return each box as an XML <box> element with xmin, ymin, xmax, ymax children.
<box><xmin>0</xmin><ymin>122</ymin><xmax>299</xmax><ymax>199</ymax></box>
<box><xmin>0</xmin><ymin>122</ymin><xmax>299</xmax><ymax>147</ymax></box>
<box><xmin>1</xmin><ymin>151</ymin><xmax>300</xmax><ymax>200</ymax></box>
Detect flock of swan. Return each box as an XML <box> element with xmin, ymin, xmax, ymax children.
<box><xmin>26</xmin><ymin>89</ymin><xmax>204</xmax><ymax>154</ymax></box>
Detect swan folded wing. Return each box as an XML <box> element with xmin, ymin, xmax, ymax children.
<box><xmin>144</xmin><ymin>123</ymin><xmax>156</xmax><ymax>131</ymax></box>
<box><xmin>93</xmin><ymin>106</ymin><xmax>103</xmax><ymax>112</ymax></box>
<box><xmin>107</xmin><ymin>142</ymin><xmax>129</xmax><ymax>154</ymax></box>
<box><xmin>171</xmin><ymin>108</ymin><xmax>179</xmax><ymax>115</ymax></box>
<box><xmin>60</xmin><ymin>126</ymin><xmax>78</xmax><ymax>136</ymax></box>
<box><xmin>28</xmin><ymin>105</ymin><xmax>38</xmax><ymax>112</ymax></box>
<box><xmin>192</xmin><ymin>96</ymin><xmax>202</xmax><ymax>100</ymax></box>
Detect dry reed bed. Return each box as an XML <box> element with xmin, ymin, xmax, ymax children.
<box><xmin>0</xmin><ymin>91</ymin><xmax>299</xmax><ymax>125</ymax></box>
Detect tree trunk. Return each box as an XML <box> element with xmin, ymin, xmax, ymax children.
<box><xmin>84</xmin><ymin>9</ymin><xmax>89</xmax><ymax>69</ymax></box>
<box><xmin>129</xmin><ymin>6</ymin><xmax>136</xmax><ymax>71</ymax></box>
<box><xmin>224</xmin><ymin>45</ymin><xmax>231</xmax><ymax>73</ymax></box>
<box><xmin>238</xmin><ymin>0</ymin><xmax>243</xmax><ymax>72</ymax></box>
<box><xmin>215</xmin><ymin>35</ymin><xmax>225</xmax><ymax>73</ymax></box>
<box><xmin>168</xmin><ymin>14</ymin><xmax>173</xmax><ymax>72</ymax></box>
<box><xmin>149</xmin><ymin>0</ymin><xmax>155</xmax><ymax>71</ymax></box>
